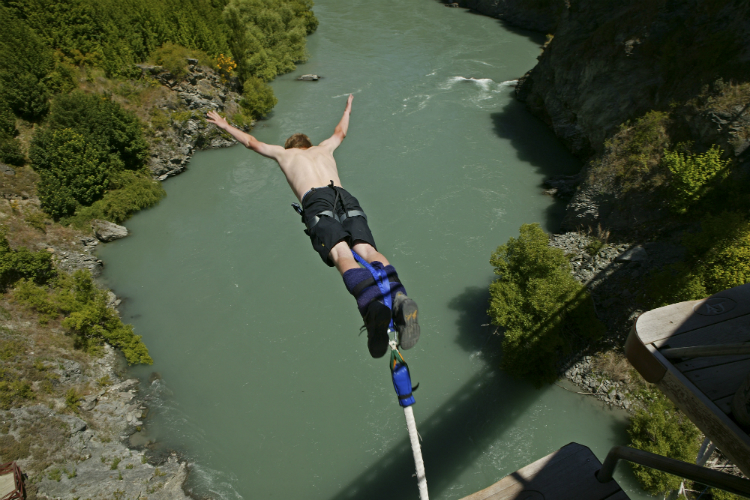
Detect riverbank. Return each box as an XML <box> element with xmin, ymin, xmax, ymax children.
<box><xmin>0</xmin><ymin>60</ymin><xmax>246</xmax><ymax>499</ymax></box>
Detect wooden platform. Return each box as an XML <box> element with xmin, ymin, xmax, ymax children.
<box><xmin>625</xmin><ymin>283</ymin><xmax>750</xmax><ymax>476</ymax></box>
<box><xmin>459</xmin><ymin>443</ymin><xmax>629</xmax><ymax>500</ymax></box>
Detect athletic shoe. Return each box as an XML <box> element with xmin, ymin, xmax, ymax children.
<box><xmin>361</xmin><ymin>300</ymin><xmax>391</xmax><ymax>358</ymax></box>
<box><xmin>393</xmin><ymin>292</ymin><xmax>420</xmax><ymax>349</ymax></box>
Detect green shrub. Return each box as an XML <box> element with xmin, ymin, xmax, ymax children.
<box><xmin>66</xmin><ymin>171</ymin><xmax>166</xmax><ymax>227</ymax></box>
<box><xmin>223</xmin><ymin>0</ymin><xmax>317</xmax><ymax>84</ymax></box>
<box><xmin>664</xmin><ymin>144</ymin><xmax>731</xmax><ymax>214</ymax></box>
<box><xmin>15</xmin><ymin>270</ymin><xmax>153</xmax><ymax>365</ymax></box>
<box><xmin>65</xmin><ymin>388</ymin><xmax>81</xmax><ymax>411</ymax></box>
<box><xmin>240</xmin><ymin>77</ymin><xmax>278</xmax><ymax>119</ymax></box>
<box><xmin>111</xmin><ymin>457</ymin><xmax>121</xmax><ymax>470</ymax></box>
<box><xmin>151</xmin><ymin>43</ymin><xmax>211</xmax><ymax>80</ymax></box>
<box><xmin>0</xmin><ymin>232</ymin><xmax>56</xmax><ymax>291</ymax></box>
<box><xmin>648</xmin><ymin>212</ymin><xmax>750</xmax><ymax>306</ymax></box>
<box><xmin>0</xmin><ymin>6</ymin><xmax>54</xmax><ymax>120</ymax></box>
<box><xmin>45</xmin><ymin>92</ymin><xmax>148</xmax><ymax>171</ymax></box>
<box><xmin>0</xmin><ymin>99</ymin><xmax>24</xmax><ymax>166</ymax></box>
<box><xmin>711</xmin><ymin>489</ymin><xmax>742</xmax><ymax>500</ymax></box>
<box><xmin>600</xmin><ymin>111</ymin><xmax>671</xmax><ymax>191</ymax></box>
<box><xmin>4</xmin><ymin>0</ymin><xmax>229</xmax><ymax>77</ymax></box>
<box><xmin>628</xmin><ymin>392</ymin><xmax>700</xmax><ymax>495</ymax></box>
<box><xmin>488</xmin><ymin>224</ymin><xmax>604</xmax><ymax>386</ymax></box>
<box><xmin>30</xmin><ymin>128</ymin><xmax>114</xmax><ymax>219</ymax></box>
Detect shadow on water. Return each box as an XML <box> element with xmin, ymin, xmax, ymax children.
<box><xmin>462</xmin><ymin>9</ymin><xmax>547</xmax><ymax>46</ymax></box>
<box><xmin>491</xmin><ymin>98</ymin><xmax>580</xmax><ymax>230</ymax></box>
<box><xmin>328</xmin><ymin>284</ymin><xmax>547</xmax><ymax>500</ymax></box>
<box><xmin>431</xmin><ymin>0</ymin><xmax>547</xmax><ymax>45</ymax></box>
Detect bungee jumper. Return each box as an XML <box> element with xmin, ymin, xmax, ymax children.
<box><xmin>207</xmin><ymin>95</ymin><xmax>429</xmax><ymax>499</ymax></box>
<box><xmin>206</xmin><ymin>95</ymin><xmax>420</xmax><ymax>357</ymax></box>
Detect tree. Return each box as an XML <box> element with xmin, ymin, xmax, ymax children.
<box><xmin>628</xmin><ymin>392</ymin><xmax>700</xmax><ymax>495</ymax></box>
<box><xmin>46</xmin><ymin>92</ymin><xmax>148</xmax><ymax>171</ymax></box>
<box><xmin>489</xmin><ymin>223</ymin><xmax>603</xmax><ymax>386</ymax></box>
<box><xmin>30</xmin><ymin>129</ymin><xmax>113</xmax><ymax>219</ymax></box>
<box><xmin>0</xmin><ymin>6</ymin><xmax>55</xmax><ymax>120</ymax></box>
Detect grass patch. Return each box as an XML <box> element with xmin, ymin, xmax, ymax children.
<box><xmin>595</xmin><ymin>111</ymin><xmax>672</xmax><ymax>192</ymax></box>
<box><xmin>13</xmin><ymin>270</ymin><xmax>152</xmax><ymax>365</ymax></box>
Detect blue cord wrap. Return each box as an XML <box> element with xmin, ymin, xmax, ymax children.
<box><xmin>392</xmin><ymin>361</ymin><xmax>416</xmax><ymax>407</ymax></box>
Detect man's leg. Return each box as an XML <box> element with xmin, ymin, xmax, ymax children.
<box><xmin>338</xmin><ymin>241</ymin><xmax>420</xmax><ymax>352</ymax></box>
<box><xmin>329</xmin><ymin>241</ymin><xmax>391</xmax><ymax>357</ymax></box>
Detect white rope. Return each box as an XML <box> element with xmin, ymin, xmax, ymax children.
<box><xmin>389</xmin><ymin>335</ymin><xmax>429</xmax><ymax>499</ymax></box>
<box><xmin>404</xmin><ymin>405</ymin><xmax>429</xmax><ymax>500</ymax></box>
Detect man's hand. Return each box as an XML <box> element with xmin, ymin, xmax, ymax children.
<box><xmin>206</xmin><ymin>110</ymin><xmax>229</xmax><ymax>130</ymax></box>
<box><xmin>346</xmin><ymin>94</ymin><xmax>353</xmax><ymax>112</ymax></box>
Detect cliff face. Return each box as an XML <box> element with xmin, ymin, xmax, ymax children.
<box><xmin>455</xmin><ymin>0</ymin><xmax>564</xmax><ymax>33</ymax></box>
<box><xmin>516</xmin><ymin>0</ymin><xmax>750</xmax><ymax>158</ymax></box>
<box><xmin>504</xmin><ymin>0</ymin><xmax>750</xmax><ymax>235</ymax></box>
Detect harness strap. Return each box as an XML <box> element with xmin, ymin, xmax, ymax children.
<box><xmin>351</xmin><ymin>274</ymin><xmax>401</xmax><ymax>299</ymax></box>
<box><xmin>352</xmin><ymin>250</ymin><xmax>394</xmax><ymax>331</ymax></box>
<box><xmin>307</xmin><ymin>209</ymin><xmax>367</xmax><ymax>229</ymax></box>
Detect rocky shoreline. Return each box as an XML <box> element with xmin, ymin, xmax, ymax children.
<box><xmin>138</xmin><ymin>59</ymin><xmax>248</xmax><ymax>180</ymax></box>
<box><xmin>14</xmin><ymin>347</ymin><xmax>191</xmax><ymax>500</ymax></box>
<box><xmin>1</xmin><ymin>60</ymin><xmax>249</xmax><ymax>499</ymax></box>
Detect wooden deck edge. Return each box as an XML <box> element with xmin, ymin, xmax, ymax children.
<box><xmin>651</xmin><ymin>347</ymin><xmax>750</xmax><ymax>476</ymax></box>
<box><xmin>625</xmin><ymin>325</ymin><xmax>667</xmax><ymax>383</ymax></box>
<box><xmin>459</xmin><ymin>443</ymin><xmax>627</xmax><ymax>500</ymax></box>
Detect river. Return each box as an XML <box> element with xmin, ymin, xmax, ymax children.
<box><xmin>98</xmin><ymin>1</ymin><xmax>651</xmax><ymax>498</ymax></box>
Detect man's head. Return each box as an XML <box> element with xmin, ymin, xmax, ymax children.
<box><xmin>285</xmin><ymin>133</ymin><xmax>313</xmax><ymax>149</ymax></box>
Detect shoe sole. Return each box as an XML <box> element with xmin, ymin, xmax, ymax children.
<box><xmin>366</xmin><ymin>301</ymin><xmax>391</xmax><ymax>358</ymax></box>
<box><xmin>394</xmin><ymin>295</ymin><xmax>420</xmax><ymax>350</ymax></box>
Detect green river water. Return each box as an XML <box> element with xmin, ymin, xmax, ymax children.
<box><xmin>98</xmin><ymin>1</ymin><xmax>652</xmax><ymax>498</ymax></box>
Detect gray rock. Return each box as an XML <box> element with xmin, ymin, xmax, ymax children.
<box><xmin>0</xmin><ymin>162</ymin><xmax>15</xmax><ymax>175</ymax></box>
<box><xmin>92</xmin><ymin>219</ymin><xmax>129</xmax><ymax>242</ymax></box>
<box><xmin>297</xmin><ymin>74</ymin><xmax>320</xmax><ymax>81</ymax></box>
<box><xmin>616</xmin><ymin>246</ymin><xmax>648</xmax><ymax>262</ymax></box>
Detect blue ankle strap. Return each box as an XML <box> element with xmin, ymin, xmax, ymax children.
<box><xmin>351</xmin><ymin>250</ymin><xmax>394</xmax><ymax>331</ymax></box>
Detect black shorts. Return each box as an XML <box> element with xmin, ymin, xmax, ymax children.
<box><xmin>301</xmin><ymin>186</ymin><xmax>377</xmax><ymax>267</ymax></box>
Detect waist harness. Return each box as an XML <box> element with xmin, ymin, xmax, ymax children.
<box><xmin>292</xmin><ymin>181</ymin><xmax>367</xmax><ymax>231</ymax></box>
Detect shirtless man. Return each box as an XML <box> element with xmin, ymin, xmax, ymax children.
<box><xmin>206</xmin><ymin>95</ymin><xmax>419</xmax><ymax>358</ymax></box>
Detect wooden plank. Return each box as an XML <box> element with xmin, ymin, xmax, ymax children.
<box><xmin>650</xmin><ymin>347</ymin><xmax>750</xmax><ymax>476</ymax></box>
<box><xmin>681</xmin><ymin>358</ymin><xmax>750</xmax><ymax>401</ymax></box>
<box><xmin>675</xmin><ymin>355</ymin><xmax>750</xmax><ymax>373</ymax></box>
<box><xmin>459</xmin><ymin>443</ymin><xmax>626</xmax><ymax>500</ymax></box>
<box><xmin>625</xmin><ymin>328</ymin><xmax>667</xmax><ymax>384</ymax></box>
<box><xmin>715</xmin><ymin>394</ymin><xmax>733</xmax><ymax>415</ymax></box>
<box><xmin>653</xmin><ymin>315</ymin><xmax>750</xmax><ymax>349</ymax></box>
<box><xmin>636</xmin><ymin>283</ymin><xmax>750</xmax><ymax>345</ymax></box>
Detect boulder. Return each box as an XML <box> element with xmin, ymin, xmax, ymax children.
<box><xmin>92</xmin><ymin>220</ymin><xmax>129</xmax><ymax>242</ymax></box>
<box><xmin>0</xmin><ymin>162</ymin><xmax>14</xmax><ymax>175</ymax></box>
<box><xmin>615</xmin><ymin>246</ymin><xmax>648</xmax><ymax>262</ymax></box>
<box><xmin>297</xmin><ymin>74</ymin><xmax>320</xmax><ymax>81</ymax></box>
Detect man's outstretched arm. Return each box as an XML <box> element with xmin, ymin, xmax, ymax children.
<box><xmin>206</xmin><ymin>111</ymin><xmax>284</xmax><ymax>159</ymax></box>
<box><xmin>319</xmin><ymin>94</ymin><xmax>353</xmax><ymax>151</ymax></box>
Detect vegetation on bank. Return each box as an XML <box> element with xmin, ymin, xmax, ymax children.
<box><xmin>489</xmin><ymin>77</ymin><xmax>749</xmax><ymax>497</ymax></box>
<box><xmin>488</xmin><ymin>223</ymin><xmax>603</xmax><ymax>386</ymax></box>
<box><xmin>0</xmin><ymin>0</ymin><xmax>317</xmax><ymax>368</ymax></box>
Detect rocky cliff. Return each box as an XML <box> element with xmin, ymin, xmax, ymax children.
<box><xmin>455</xmin><ymin>0</ymin><xmax>564</xmax><ymax>33</ymax></box>
<box><xmin>515</xmin><ymin>0</ymin><xmax>750</xmax><ymax>159</ymax></box>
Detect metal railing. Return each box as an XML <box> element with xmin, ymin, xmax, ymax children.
<box><xmin>596</xmin><ymin>446</ymin><xmax>750</xmax><ymax>498</ymax></box>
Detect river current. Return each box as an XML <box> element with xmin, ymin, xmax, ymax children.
<box><xmin>98</xmin><ymin>1</ymin><xmax>651</xmax><ymax>498</ymax></box>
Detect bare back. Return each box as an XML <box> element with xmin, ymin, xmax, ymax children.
<box><xmin>205</xmin><ymin>94</ymin><xmax>353</xmax><ymax>202</ymax></box>
<box><xmin>273</xmin><ymin>145</ymin><xmax>343</xmax><ymax>201</ymax></box>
